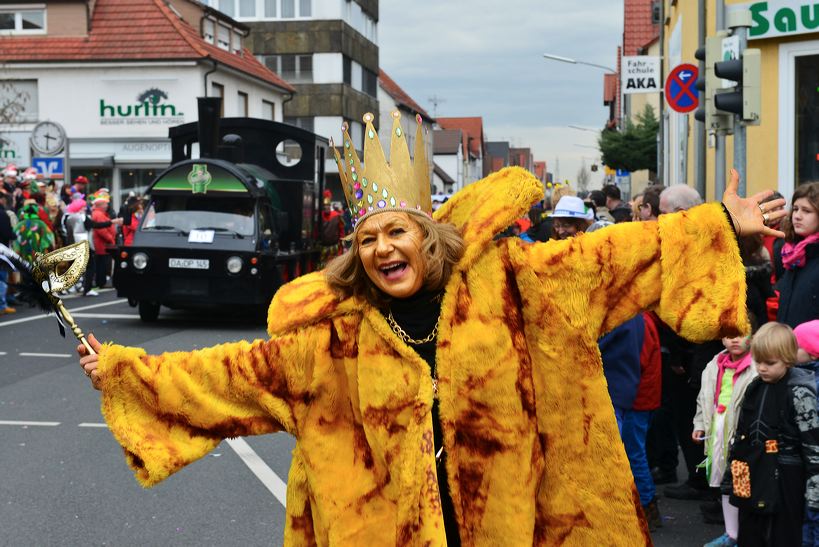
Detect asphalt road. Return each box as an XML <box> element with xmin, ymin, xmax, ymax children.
<box><xmin>0</xmin><ymin>290</ymin><xmax>720</xmax><ymax>546</ymax></box>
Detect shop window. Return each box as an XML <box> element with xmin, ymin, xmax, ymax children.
<box><xmin>0</xmin><ymin>80</ymin><xmax>38</xmax><ymax>123</ymax></box>
<box><xmin>0</xmin><ymin>8</ymin><xmax>46</xmax><ymax>34</ymax></box>
<box><xmin>796</xmin><ymin>54</ymin><xmax>819</xmax><ymax>186</ymax></box>
<box><xmin>120</xmin><ymin>168</ymin><xmax>158</xmax><ymax>206</ymax></box>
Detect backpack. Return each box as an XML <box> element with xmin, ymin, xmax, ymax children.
<box><xmin>321</xmin><ymin>215</ymin><xmax>341</xmax><ymax>245</ymax></box>
<box><xmin>727</xmin><ymin>379</ymin><xmax>788</xmax><ymax>514</ymax></box>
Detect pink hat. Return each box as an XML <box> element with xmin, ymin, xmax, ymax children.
<box><xmin>794</xmin><ymin>320</ymin><xmax>819</xmax><ymax>358</ymax></box>
<box><xmin>66</xmin><ymin>199</ymin><xmax>87</xmax><ymax>214</ymax></box>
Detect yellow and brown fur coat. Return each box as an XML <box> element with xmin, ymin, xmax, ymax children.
<box><xmin>97</xmin><ymin>166</ymin><xmax>747</xmax><ymax>546</ymax></box>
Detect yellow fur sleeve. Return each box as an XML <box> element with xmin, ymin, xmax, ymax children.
<box><xmin>97</xmin><ymin>331</ymin><xmax>313</xmax><ymax>487</ymax></box>
<box><xmin>516</xmin><ymin>202</ymin><xmax>747</xmax><ymax>341</ymax></box>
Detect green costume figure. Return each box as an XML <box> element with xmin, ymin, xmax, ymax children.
<box><xmin>13</xmin><ymin>202</ymin><xmax>55</xmax><ymax>263</ymax></box>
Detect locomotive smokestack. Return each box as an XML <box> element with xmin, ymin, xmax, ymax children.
<box><xmin>197</xmin><ymin>97</ymin><xmax>222</xmax><ymax>159</ymax></box>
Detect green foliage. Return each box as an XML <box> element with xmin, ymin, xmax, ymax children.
<box><xmin>598</xmin><ymin>104</ymin><xmax>659</xmax><ymax>173</ymax></box>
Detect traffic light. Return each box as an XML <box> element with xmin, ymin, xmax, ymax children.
<box><xmin>694</xmin><ymin>33</ymin><xmax>733</xmax><ymax>132</ymax></box>
<box><xmin>714</xmin><ymin>48</ymin><xmax>761</xmax><ymax>124</ymax></box>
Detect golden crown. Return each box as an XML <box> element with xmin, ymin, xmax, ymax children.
<box><xmin>331</xmin><ymin>111</ymin><xmax>431</xmax><ymax>228</ymax></box>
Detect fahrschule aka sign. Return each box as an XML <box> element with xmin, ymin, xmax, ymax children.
<box><xmin>732</xmin><ymin>0</ymin><xmax>819</xmax><ymax>40</ymax></box>
<box><xmin>621</xmin><ymin>56</ymin><xmax>661</xmax><ymax>95</ymax></box>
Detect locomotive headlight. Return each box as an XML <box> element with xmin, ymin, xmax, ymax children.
<box><xmin>226</xmin><ymin>256</ymin><xmax>243</xmax><ymax>274</ymax></box>
<box><xmin>132</xmin><ymin>252</ymin><xmax>148</xmax><ymax>270</ymax></box>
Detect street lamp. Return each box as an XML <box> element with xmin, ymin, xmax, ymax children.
<box><xmin>568</xmin><ymin>125</ymin><xmax>600</xmax><ymax>133</ymax></box>
<box><xmin>542</xmin><ymin>53</ymin><xmax>616</xmax><ymax>74</ymax></box>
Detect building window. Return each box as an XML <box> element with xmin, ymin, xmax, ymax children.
<box><xmin>258</xmin><ymin>54</ymin><xmax>313</xmax><ymax>83</ymax></box>
<box><xmin>343</xmin><ymin>56</ymin><xmax>352</xmax><ymax>85</ymax></box>
<box><xmin>262</xmin><ymin>100</ymin><xmax>275</xmax><ymax>121</ymax></box>
<box><xmin>217</xmin><ymin>24</ymin><xmax>231</xmax><ymax>51</ymax></box>
<box><xmin>239</xmin><ymin>0</ymin><xmax>255</xmax><ymax>17</ymax></box>
<box><xmin>217</xmin><ymin>0</ymin><xmax>311</xmax><ymax>19</ymax></box>
<box><xmin>232</xmin><ymin>30</ymin><xmax>243</xmax><ymax>54</ymax></box>
<box><xmin>202</xmin><ymin>18</ymin><xmax>215</xmax><ymax>43</ymax></box>
<box><xmin>212</xmin><ymin>82</ymin><xmax>225</xmax><ymax>117</ymax></box>
<box><xmin>362</xmin><ymin>68</ymin><xmax>377</xmax><ymax>98</ymax></box>
<box><xmin>238</xmin><ymin>92</ymin><xmax>248</xmax><ymax>116</ymax></box>
<box><xmin>796</xmin><ymin>54</ymin><xmax>819</xmax><ymax>186</ymax></box>
<box><xmin>218</xmin><ymin>0</ymin><xmax>235</xmax><ymax>17</ymax></box>
<box><xmin>284</xmin><ymin>116</ymin><xmax>314</xmax><ymax>133</ymax></box>
<box><xmin>0</xmin><ymin>7</ymin><xmax>46</xmax><ymax>34</ymax></box>
<box><xmin>0</xmin><ymin>80</ymin><xmax>38</xmax><ymax>123</ymax></box>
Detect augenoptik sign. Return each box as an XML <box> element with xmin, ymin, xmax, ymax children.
<box><xmin>99</xmin><ymin>88</ymin><xmax>185</xmax><ymax>126</ymax></box>
<box><xmin>734</xmin><ymin>1</ymin><xmax>819</xmax><ymax>40</ymax></box>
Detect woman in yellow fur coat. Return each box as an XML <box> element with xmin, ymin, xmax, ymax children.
<box><xmin>79</xmin><ymin>113</ymin><xmax>786</xmax><ymax>546</ymax></box>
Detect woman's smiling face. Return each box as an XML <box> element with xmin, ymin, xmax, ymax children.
<box><xmin>357</xmin><ymin>212</ymin><xmax>427</xmax><ymax>299</ymax></box>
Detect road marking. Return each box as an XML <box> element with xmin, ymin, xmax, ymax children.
<box><xmin>0</xmin><ymin>351</ymin><xmax>6</xmax><ymax>355</ymax></box>
<box><xmin>0</xmin><ymin>420</ymin><xmax>60</xmax><ymax>426</ymax></box>
<box><xmin>226</xmin><ymin>437</ymin><xmax>287</xmax><ymax>508</ymax></box>
<box><xmin>72</xmin><ymin>313</ymin><xmax>140</xmax><ymax>319</ymax></box>
<box><xmin>19</xmin><ymin>352</ymin><xmax>72</xmax><ymax>358</ymax></box>
<box><xmin>0</xmin><ymin>299</ymin><xmax>127</xmax><ymax>327</ymax></box>
<box><xmin>78</xmin><ymin>422</ymin><xmax>108</xmax><ymax>428</ymax></box>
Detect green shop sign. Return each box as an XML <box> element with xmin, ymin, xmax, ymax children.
<box><xmin>99</xmin><ymin>87</ymin><xmax>185</xmax><ymax>126</ymax></box>
<box><xmin>739</xmin><ymin>1</ymin><xmax>819</xmax><ymax>39</ymax></box>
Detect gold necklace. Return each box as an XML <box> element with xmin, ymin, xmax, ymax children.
<box><xmin>386</xmin><ymin>311</ymin><xmax>440</xmax><ymax>345</ymax></box>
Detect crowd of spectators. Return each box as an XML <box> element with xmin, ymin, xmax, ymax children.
<box><xmin>0</xmin><ymin>164</ymin><xmax>145</xmax><ymax>313</ymax></box>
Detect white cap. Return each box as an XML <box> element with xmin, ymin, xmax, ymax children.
<box><xmin>552</xmin><ymin>196</ymin><xmax>594</xmax><ymax>220</ymax></box>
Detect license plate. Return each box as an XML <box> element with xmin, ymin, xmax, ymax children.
<box><xmin>169</xmin><ymin>258</ymin><xmax>210</xmax><ymax>270</ymax></box>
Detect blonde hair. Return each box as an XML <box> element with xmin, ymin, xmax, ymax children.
<box><xmin>751</xmin><ymin>322</ymin><xmax>799</xmax><ymax>365</ymax></box>
<box><xmin>324</xmin><ymin>213</ymin><xmax>465</xmax><ymax>307</ymax></box>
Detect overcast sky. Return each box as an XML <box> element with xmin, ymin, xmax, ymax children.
<box><xmin>379</xmin><ymin>0</ymin><xmax>624</xmax><ymax>188</ymax></box>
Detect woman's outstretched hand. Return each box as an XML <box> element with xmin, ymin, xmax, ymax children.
<box><xmin>77</xmin><ymin>333</ymin><xmax>103</xmax><ymax>390</ymax></box>
<box><xmin>722</xmin><ymin>168</ymin><xmax>787</xmax><ymax>239</ymax></box>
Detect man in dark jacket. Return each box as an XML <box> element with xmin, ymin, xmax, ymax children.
<box><xmin>0</xmin><ymin>189</ymin><xmax>16</xmax><ymax>314</ymax></box>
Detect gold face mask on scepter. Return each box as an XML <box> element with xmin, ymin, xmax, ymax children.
<box><xmin>30</xmin><ymin>241</ymin><xmax>97</xmax><ymax>355</ymax></box>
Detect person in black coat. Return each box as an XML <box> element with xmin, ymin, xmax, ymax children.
<box><xmin>0</xmin><ymin>189</ymin><xmax>17</xmax><ymax>313</ymax></box>
<box><xmin>773</xmin><ymin>182</ymin><xmax>819</xmax><ymax>328</ymax></box>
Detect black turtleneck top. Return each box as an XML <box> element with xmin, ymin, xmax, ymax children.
<box><xmin>384</xmin><ymin>290</ymin><xmax>461</xmax><ymax>546</ymax></box>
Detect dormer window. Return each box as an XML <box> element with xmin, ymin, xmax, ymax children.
<box><xmin>217</xmin><ymin>23</ymin><xmax>231</xmax><ymax>51</ymax></box>
<box><xmin>0</xmin><ymin>6</ymin><xmax>46</xmax><ymax>34</ymax></box>
<box><xmin>202</xmin><ymin>18</ymin><xmax>215</xmax><ymax>44</ymax></box>
<box><xmin>232</xmin><ymin>30</ymin><xmax>243</xmax><ymax>54</ymax></box>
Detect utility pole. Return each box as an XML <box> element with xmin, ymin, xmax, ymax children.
<box><xmin>728</xmin><ymin>11</ymin><xmax>751</xmax><ymax>196</ymax></box>
<box><xmin>715</xmin><ymin>0</ymin><xmax>727</xmax><ymax>200</ymax></box>
<box><xmin>695</xmin><ymin>0</ymin><xmax>706</xmax><ymax>197</ymax></box>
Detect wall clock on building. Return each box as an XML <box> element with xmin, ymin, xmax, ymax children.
<box><xmin>30</xmin><ymin>121</ymin><xmax>67</xmax><ymax>156</ymax></box>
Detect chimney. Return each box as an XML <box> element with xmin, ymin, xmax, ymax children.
<box><xmin>197</xmin><ymin>97</ymin><xmax>222</xmax><ymax>159</ymax></box>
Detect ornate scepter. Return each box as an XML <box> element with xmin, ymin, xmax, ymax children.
<box><xmin>0</xmin><ymin>241</ymin><xmax>96</xmax><ymax>355</ymax></box>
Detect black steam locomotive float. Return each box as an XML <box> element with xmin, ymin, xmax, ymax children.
<box><xmin>113</xmin><ymin>97</ymin><xmax>328</xmax><ymax>322</ymax></box>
